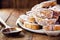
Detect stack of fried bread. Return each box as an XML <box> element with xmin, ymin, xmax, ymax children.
<box><xmin>19</xmin><ymin>1</ymin><xmax>60</xmax><ymax>30</ymax></box>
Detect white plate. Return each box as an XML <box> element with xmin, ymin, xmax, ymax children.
<box><xmin>16</xmin><ymin>17</ymin><xmax>60</xmax><ymax>36</ymax></box>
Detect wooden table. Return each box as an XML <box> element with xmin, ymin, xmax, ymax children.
<box><xmin>0</xmin><ymin>9</ymin><xmax>60</xmax><ymax>40</ymax></box>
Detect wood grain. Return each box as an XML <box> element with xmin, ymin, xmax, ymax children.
<box><xmin>5</xmin><ymin>9</ymin><xmax>33</xmax><ymax>40</ymax></box>
<box><xmin>0</xmin><ymin>9</ymin><xmax>60</xmax><ymax>40</ymax></box>
<box><xmin>6</xmin><ymin>9</ymin><xmax>29</xmax><ymax>27</ymax></box>
<box><xmin>32</xmin><ymin>33</ymin><xmax>60</xmax><ymax>40</ymax></box>
<box><xmin>1</xmin><ymin>0</ymin><xmax>45</xmax><ymax>8</ymax></box>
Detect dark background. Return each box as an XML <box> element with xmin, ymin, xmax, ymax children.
<box><xmin>0</xmin><ymin>0</ymin><xmax>48</xmax><ymax>9</ymax></box>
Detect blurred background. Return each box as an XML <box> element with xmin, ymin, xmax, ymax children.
<box><xmin>0</xmin><ymin>0</ymin><xmax>50</xmax><ymax>9</ymax></box>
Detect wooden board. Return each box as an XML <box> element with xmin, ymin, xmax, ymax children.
<box><xmin>32</xmin><ymin>34</ymin><xmax>60</xmax><ymax>40</ymax></box>
<box><xmin>0</xmin><ymin>9</ymin><xmax>33</xmax><ymax>40</ymax></box>
<box><xmin>0</xmin><ymin>9</ymin><xmax>60</xmax><ymax>40</ymax></box>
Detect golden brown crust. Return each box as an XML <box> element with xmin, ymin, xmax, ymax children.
<box><xmin>20</xmin><ymin>15</ymin><xmax>35</xmax><ymax>24</ymax></box>
<box><xmin>23</xmin><ymin>22</ymin><xmax>40</xmax><ymax>30</ymax></box>
<box><xmin>43</xmin><ymin>25</ymin><xmax>60</xmax><ymax>31</ymax></box>
<box><xmin>43</xmin><ymin>26</ymin><xmax>50</xmax><ymax>31</ymax></box>
<box><xmin>53</xmin><ymin>25</ymin><xmax>60</xmax><ymax>31</ymax></box>
<box><xmin>28</xmin><ymin>17</ymin><xmax>35</xmax><ymax>23</ymax></box>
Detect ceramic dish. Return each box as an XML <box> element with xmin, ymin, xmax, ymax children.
<box><xmin>16</xmin><ymin>17</ymin><xmax>60</xmax><ymax>36</ymax></box>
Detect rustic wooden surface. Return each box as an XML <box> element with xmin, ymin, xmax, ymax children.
<box><xmin>0</xmin><ymin>9</ymin><xmax>60</xmax><ymax>40</ymax></box>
